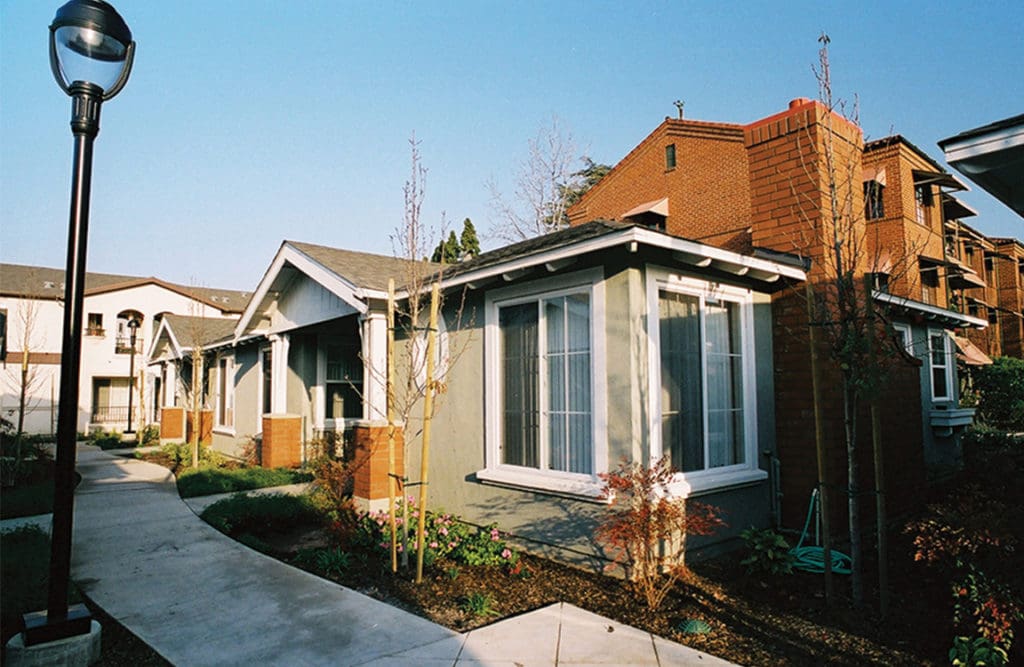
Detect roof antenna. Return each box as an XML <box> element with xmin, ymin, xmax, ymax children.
<box><xmin>673</xmin><ymin>100</ymin><xmax>685</xmax><ymax>119</ymax></box>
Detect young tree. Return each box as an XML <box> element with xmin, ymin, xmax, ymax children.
<box><xmin>487</xmin><ymin>116</ymin><xmax>610</xmax><ymax>242</ymax></box>
<box><xmin>1</xmin><ymin>298</ymin><xmax>48</xmax><ymax>465</ymax></box>
<box><xmin>386</xmin><ymin>134</ymin><xmax>473</xmax><ymax>581</ymax></box>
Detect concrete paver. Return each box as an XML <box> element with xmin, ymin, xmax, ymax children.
<box><xmin>4</xmin><ymin>446</ymin><xmax>739</xmax><ymax>666</ymax></box>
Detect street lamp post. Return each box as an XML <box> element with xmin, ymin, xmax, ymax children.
<box><xmin>125</xmin><ymin>316</ymin><xmax>140</xmax><ymax>434</ymax></box>
<box><xmin>23</xmin><ymin>0</ymin><xmax>135</xmax><ymax>646</ymax></box>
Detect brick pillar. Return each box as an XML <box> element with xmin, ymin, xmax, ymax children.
<box><xmin>160</xmin><ymin>406</ymin><xmax>185</xmax><ymax>443</ymax></box>
<box><xmin>351</xmin><ymin>420</ymin><xmax>404</xmax><ymax>511</ymax></box>
<box><xmin>261</xmin><ymin>414</ymin><xmax>302</xmax><ymax>468</ymax></box>
<box><xmin>186</xmin><ymin>409</ymin><xmax>214</xmax><ymax>445</ymax></box>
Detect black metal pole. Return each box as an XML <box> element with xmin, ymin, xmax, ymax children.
<box><xmin>28</xmin><ymin>81</ymin><xmax>104</xmax><ymax>644</ymax></box>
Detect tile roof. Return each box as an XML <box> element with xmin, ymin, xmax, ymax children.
<box><xmin>0</xmin><ymin>263</ymin><xmax>250</xmax><ymax>312</ymax></box>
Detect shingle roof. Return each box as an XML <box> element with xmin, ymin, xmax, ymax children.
<box><xmin>444</xmin><ymin>220</ymin><xmax>636</xmax><ymax>279</ymax></box>
<box><xmin>159</xmin><ymin>314</ymin><xmax>238</xmax><ymax>349</ymax></box>
<box><xmin>0</xmin><ymin>263</ymin><xmax>250</xmax><ymax>313</ymax></box>
<box><xmin>286</xmin><ymin>241</ymin><xmax>440</xmax><ymax>293</ymax></box>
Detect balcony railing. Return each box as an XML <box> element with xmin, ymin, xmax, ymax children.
<box><xmin>91</xmin><ymin>405</ymin><xmax>129</xmax><ymax>424</ymax></box>
<box><xmin>114</xmin><ymin>337</ymin><xmax>143</xmax><ymax>354</ymax></box>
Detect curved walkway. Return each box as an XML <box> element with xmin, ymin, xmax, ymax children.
<box><xmin>46</xmin><ymin>446</ymin><xmax>735</xmax><ymax>665</ymax></box>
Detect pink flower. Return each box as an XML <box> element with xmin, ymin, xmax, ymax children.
<box><xmin>448</xmin><ymin>542</ymin><xmax>456</xmax><ymax>549</ymax></box>
<box><xmin>439</xmin><ymin>527</ymin><xmax>448</xmax><ymax>536</ymax></box>
<box><xmin>429</xmin><ymin>541</ymin><xmax>438</xmax><ymax>549</ymax></box>
<box><xmin>501</xmin><ymin>548</ymin><xmax>512</xmax><ymax>559</ymax></box>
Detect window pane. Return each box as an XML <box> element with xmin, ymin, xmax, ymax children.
<box><xmin>706</xmin><ymin>301</ymin><xmax>744</xmax><ymax>468</ymax></box>
<box><xmin>544</xmin><ymin>294</ymin><xmax>592</xmax><ymax>474</ymax></box>
<box><xmin>501</xmin><ymin>303</ymin><xmax>539</xmax><ymax>468</ymax></box>
<box><xmin>659</xmin><ymin>292</ymin><xmax>703</xmax><ymax>472</ymax></box>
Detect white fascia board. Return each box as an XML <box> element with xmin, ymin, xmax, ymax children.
<box><xmin>873</xmin><ymin>290</ymin><xmax>988</xmax><ymax>329</ymax></box>
<box><xmin>943</xmin><ymin>123</ymin><xmax>1024</xmax><ymax>165</ymax></box>
<box><xmin>146</xmin><ymin>317</ymin><xmax>183</xmax><ymax>361</ymax></box>
<box><xmin>233</xmin><ymin>243</ymin><xmax>368</xmax><ymax>340</ymax></box>
<box><xmin>431</xmin><ymin>227</ymin><xmax>806</xmax><ymax>297</ymax></box>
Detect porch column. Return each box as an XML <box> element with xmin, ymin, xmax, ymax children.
<box><xmin>270</xmin><ymin>333</ymin><xmax>290</xmax><ymax>413</ymax></box>
<box><xmin>164</xmin><ymin>362</ymin><xmax>177</xmax><ymax>407</ymax></box>
<box><xmin>361</xmin><ymin>313</ymin><xmax>388</xmax><ymax>420</ymax></box>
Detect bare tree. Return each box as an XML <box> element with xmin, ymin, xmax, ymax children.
<box><xmin>488</xmin><ymin>116</ymin><xmax>598</xmax><ymax>242</ymax></box>
<box><xmin>2</xmin><ymin>298</ymin><xmax>48</xmax><ymax>450</ymax></box>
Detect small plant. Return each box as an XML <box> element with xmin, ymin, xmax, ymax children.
<box><xmin>676</xmin><ymin>618</ymin><xmax>712</xmax><ymax>635</ymax></box>
<box><xmin>949</xmin><ymin>636</ymin><xmax>1008</xmax><ymax>666</ymax></box>
<box><xmin>595</xmin><ymin>457</ymin><xmax>725</xmax><ymax>611</ymax></box>
<box><xmin>451</xmin><ymin>524</ymin><xmax>519</xmax><ymax>568</ymax></box>
<box><xmin>312</xmin><ymin>547</ymin><xmax>352</xmax><ymax>577</ymax></box>
<box><xmin>154</xmin><ymin>441</ymin><xmax>225</xmax><ymax>470</ymax></box>
<box><xmin>460</xmin><ymin>592</ymin><xmax>499</xmax><ymax>618</ymax></box>
<box><xmin>445</xmin><ymin>565</ymin><xmax>461</xmax><ymax>581</ymax></box>
<box><xmin>740</xmin><ymin>527</ymin><xmax>795</xmax><ymax>576</ymax></box>
<box><xmin>139</xmin><ymin>424</ymin><xmax>160</xmax><ymax>447</ymax></box>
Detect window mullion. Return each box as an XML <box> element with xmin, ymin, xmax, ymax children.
<box><xmin>700</xmin><ymin>296</ymin><xmax>710</xmax><ymax>472</ymax></box>
<box><xmin>538</xmin><ymin>300</ymin><xmax>549</xmax><ymax>472</ymax></box>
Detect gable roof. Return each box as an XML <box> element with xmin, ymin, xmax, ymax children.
<box><xmin>286</xmin><ymin>241</ymin><xmax>435</xmax><ymax>293</ymax></box>
<box><xmin>148</xmin><ymin>314</ymin><xmax>239</xmax><ymax>360</ymax></box>
<box><xmin>0</xmin><ymin>262</ymin><xmax>250</xmax><ymax>313</ymax></box>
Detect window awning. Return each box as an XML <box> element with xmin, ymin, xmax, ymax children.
<box><xmin>862</xmin><ymin>165</ymin><xmax>887</xmax><ymax>186</ymax></box>
<box><xmin>952</xmin><ymin>334</ymin><xmax>993</xmax><ymax>366</ymax></box>
<box><xmin>622</xmin><ymin>197</ymin><xmax>669</xmax><ymax>219</ymax></box>
<box><xmin>941</xmin><ymin>193</ymin><xmax>977</xmax><ymax>219</ymax></box>
<box><xmin>951</xmin><ymin>272</ymin><xmax>987</xmax><ymax>290</ymax></box>
<box><xmin>967</xmin><ymin>296</ymin><xmax>994</xmax><ymax>309</ymax></box>
<box><xmin>913</xmin><ymin>169</ymin><xmax>967</xmax><ymax>191</ymax></box>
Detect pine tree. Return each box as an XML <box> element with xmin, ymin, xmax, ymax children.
<box><xmin>459</xmin><ymin>218</ymin><xmax>481</xmax><ymax>258</ymax></box>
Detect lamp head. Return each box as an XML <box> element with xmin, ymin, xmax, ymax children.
<box><xmin>50</xmin><ymin>0</ymin><xmax>134</xmax><ymax>100</ymax></box>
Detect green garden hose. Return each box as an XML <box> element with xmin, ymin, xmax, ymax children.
<box><xmin>790</xmin><ymin>488</ymin><xmax>852</xmax><ymax>575</ymax></box>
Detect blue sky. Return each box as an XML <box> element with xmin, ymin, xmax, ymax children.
<box><xmin>2</xmin><ymin>0</ymin><xmax>1022</xmax><ymax>290</ymax></box>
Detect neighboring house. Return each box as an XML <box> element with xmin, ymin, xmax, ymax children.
<box><xmin>939</xmin><ymin>114</ymin><xmax>1024</xmax><ymax>217</ymax></box>
<box><xmin>565</xmin><ymin>98</ymin><xmax>1000</xmax><ymax>525</ymax></box>
<box><xmin>0</xmin><ymin>263</ymin><xmax>247</xmax><ymax>434</ymax></box>
<box><xmin>159</xmin><ymin>223</ymin><xmax>806</xmax><ymax>563</ymax></box>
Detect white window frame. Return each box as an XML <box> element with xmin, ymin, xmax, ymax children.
<box><xmin>258</xmin><ymin>345</ymin><xmax>272</xmax><ymax>421</ymax></box>
<box><xmin>893</xmin><ymin>323</ymin><xmax>913</xmax><ymax>354</ymax></box>
<box><xmin>478</xmin><ymin>268</ymin><xmax>607</xmax><ymax>499</ymax></box>
<box><xmin>214</xmin><ymin>353</ymin><xmax>235</xmax><ymax>434</ymax></box>
<box><xmin>928</xmin><ymin>328</ymin><xmax>953</xmax><ymax>402</ymax></box>
<box><xmin>646</xmin><ymin>268</ymin><xmax>764</xmax><ymax>497</ymax></box>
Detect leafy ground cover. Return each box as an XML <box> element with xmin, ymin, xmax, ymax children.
<box><xmin>176</xmin><ymin>466</ymin><xmax>312</xmax><ymax>498</ymax></box>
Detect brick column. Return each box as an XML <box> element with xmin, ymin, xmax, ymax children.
<box><xmin>261</xmin><ymin>414</ymin><xmax>302</xmax><ymax>468</ymax></box>
<box><xmin>160</xmin><ymin>406</ymin><xmax>185</xmax><ymax>443</ymax></box>
<box><xmin>186</xmin><ymin>409</ymin><xmax>214</xmax><ymax>445</ymax></box>
<box><xmin>351</xmin><ymin>420</ymin><xmax>404</xmax><ymax>511</ymax></box>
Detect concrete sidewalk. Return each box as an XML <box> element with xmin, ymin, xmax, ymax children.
<box><xmin>18</xmin><ymin>446</ymin><xmax>736</xmax><ymax>665</ymax></box>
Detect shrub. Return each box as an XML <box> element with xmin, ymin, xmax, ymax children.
<box><xmin>950</xmin><ymin>636</ymin><xmax>1008</xmax><ymax>667</ymax></box>
<box><xmin>176</xmin><ymin>466</ymin><xmax>312</xmax><ymax>498</ymax></box>
<box><xmin>953</xmin><ymin>565</ymin><xmax>1023</xmax><ymax>653</ymax></box>
<box><xmin>595</xmin><ymin>458</ymin><xmax>726</xmax><ymax>610</ymax></box>
<box><xmin>201</xmin><ymin>493</ymin><xmax>320</xmax><ymax>538</ymax></box>
<box><xmin>972</xmin><ymin>357</ymin><xmax>1024</xmax><ymax>431</ymax></box>
<box><xmin>740</xmin><ymin>527</ymin><xmax>795</xmax><ymax>576</ymax></box>
<box><xmin>89</xmin><ymin>430</ymin><xmax>123</xmax><ymax>449</ymax></box>
<box><xmin>156</xmin><ymin>441</ymin><xmax>225</xmax><ymax>469</ymax></box>
<box><xmin>139</xmin><ymin>424</ymin><xmax>160</xmax><ymax>447</ymax></box>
